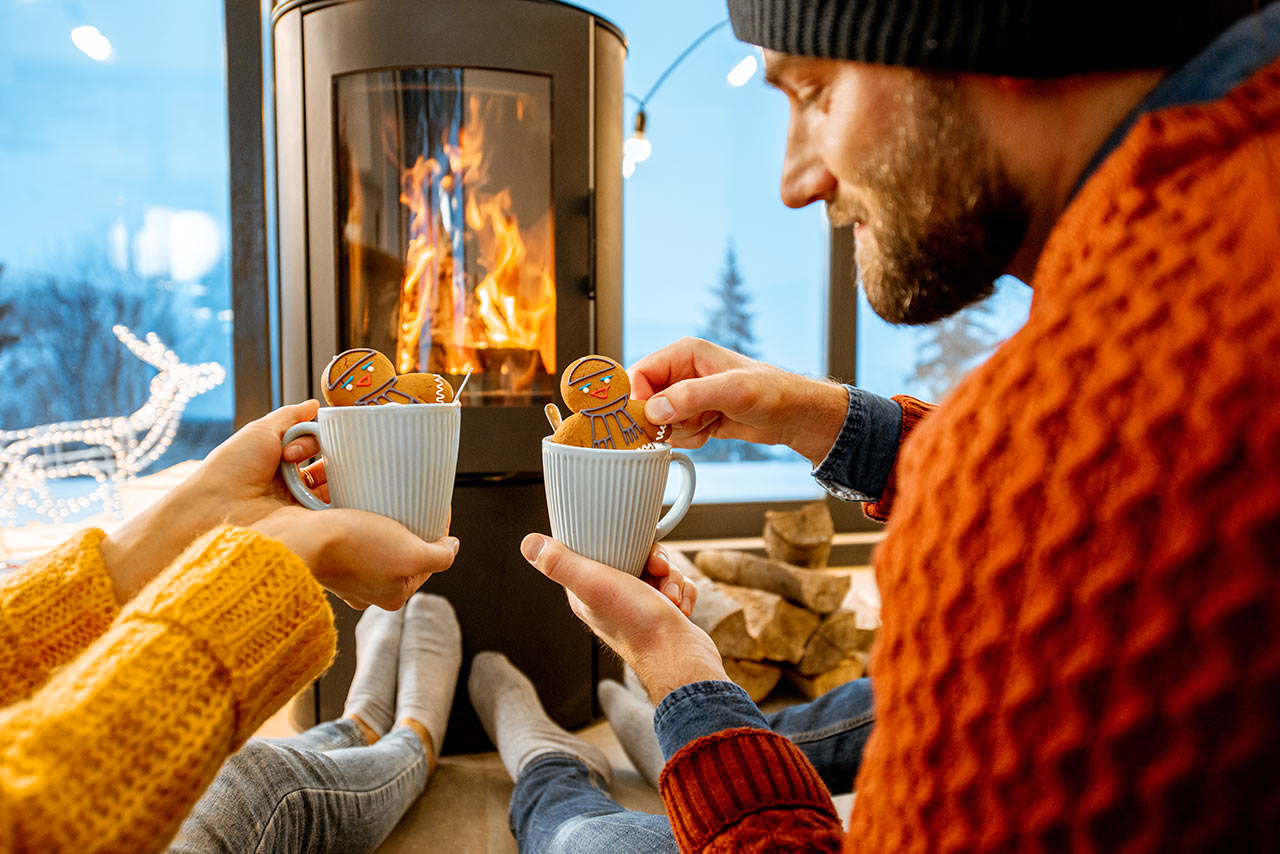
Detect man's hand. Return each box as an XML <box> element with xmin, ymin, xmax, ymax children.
<box><xmin>521</xmin><ymin>533</ymin><xmax>726</xmax><ymax>704</ymax></box>
<box><xmin>629</xmin><ymin>338</ymin><xmax>848</xmax><ymax>466</ymax></box>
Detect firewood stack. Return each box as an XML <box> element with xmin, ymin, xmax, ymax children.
<box><xmin>671</xmin><ymin>502</ymin><xmax>880</xmax><ymax>703</ymax></box>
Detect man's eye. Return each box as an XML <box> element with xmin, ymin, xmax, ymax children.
<box><xmin>344</xmin><ymin>382</ymin><xmax>353</xmax><ymax>390</ymax></box>
<box><xmin>602</xmin><ymin>375</ymin><xmax>612</xmax><ymax>384</ymax></box>
<box><xmin>363</xmin><ymin>362</ymin><xmax>374</xmax><ymax>371</ymax></box>
<box><xmin>580</xmin><ymin>386</ymin><xmax>591</xmax><ymax>393</ymax></box>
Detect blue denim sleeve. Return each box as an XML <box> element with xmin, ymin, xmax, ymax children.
<box><xmin>811</xmin><ymin>385</ymin><xmax>903</xmax><ymax>502</ymax></box>
<box><xmin>653</xmin><ymin>680</ymin><xmax>770</xmax><ymax>759</ymax></box>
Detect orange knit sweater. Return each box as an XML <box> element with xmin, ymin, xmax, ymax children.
<box><xmin>660</xmin><ymin>55</ymin><xmax>1280</xmax><ymax>854</ymax></box>
<box><xmin>0</xmin><ymin>526</ymin><xmax>336</xmax><ymax>853</ymax></box>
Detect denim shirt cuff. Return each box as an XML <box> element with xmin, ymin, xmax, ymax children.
<box><xmin>811</xmin><ymin>385</ymin><xmax>903</xmax><ymax>501</ymax></box>
<box><xmin>653</xmin><ymin>680</ymin><xmax>769</xmax><ymax>760</ymax></box>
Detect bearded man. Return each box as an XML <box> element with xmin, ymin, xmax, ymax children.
<box><xmin>478</xmin><ymin>1</ymin><xmax>1280</xmax><ymax>851</ymax></box>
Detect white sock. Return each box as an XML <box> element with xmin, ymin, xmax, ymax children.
<box><xmin>394</xmin><ymin>594</ymin><xmax>462</xmax><ymax>758</ymax></box>
<box><xmin>343</xmin><ymin>606</ymin><xmax>404</xmax><ymax>736</ymax></box>
<box><xmin>598</xmin><ymin>679</ymin><xmax>664</xmax><ymax>790</ymax></box>
<box><xmin>468</xmin><ymin>651</ymin><xmax>613</xmax><ymax>786</ymax></box>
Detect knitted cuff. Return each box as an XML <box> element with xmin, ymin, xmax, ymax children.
<box><xmin>863</xmin><ymin>395</ymin><xmax>933</xmax><ymax>523</ymax></box>
<box><xmin>0</xmin><ymin>528</ymin><xmax>120</xmax><ymax>704</ymax></box>
<box><xmin>118</xmin><ymin>526</ymin><xmax>336</xmax><ymax>743</ymax></box>
<box><xmin>659</xmin><ymin>727</ymin><xmax>838</xmax><ymax>851</ymax></box>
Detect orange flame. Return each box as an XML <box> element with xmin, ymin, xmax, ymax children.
<box><xmin>396</xmin><ymin>94</ymin><xmax>555</xmax><ymax>383</ymax></box>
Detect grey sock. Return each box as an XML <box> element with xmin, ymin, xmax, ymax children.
<box><xmin>599</xmin><ymin>679</ymin><xmax>665</xmax><ymax>789</ymax></box>
<box><xmin>343</xmin><ymin>606</ymin><xmax>405</xmax><ymax>736</ymax></box>
<box><xmin>468</xmin><ymin>651</ymin><xmax>613</xmax><ymax>786</ymax></box>
<box><xmin>395</xmin><ymin>594</ymin><xmax>463</xmax><ymax>757</ymax></box>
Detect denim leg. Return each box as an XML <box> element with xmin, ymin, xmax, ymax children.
<box><xmin>509</xmin><ymin>754</ymin><xmax>677</xmax><ymax>854</ymax></box>
<box><xmin>268</xmin><ymin>717</ymin><xmax>367</xmax><ymax>752</ymax></box>
<box><xmin>766</xmin><ymin>677</ymin><xmax>874</xmax><ymax>795</ymax></box>
<box><xmin>168</xmin><ymin>728</ymin><xmax>429</xmax><ymax>854</ymax></box>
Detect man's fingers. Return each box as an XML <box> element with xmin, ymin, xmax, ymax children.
<box><xmin>645</xmin><ymin>373</ymin><xmax>756</xmax><ymax>427</ymax></box>
<box><xmin>521</xmin><ymin>534</ymin><xmax>628</xmax><ymax>604</ymax></box>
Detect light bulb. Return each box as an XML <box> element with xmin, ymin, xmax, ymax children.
<box><xmin>727</xmin><ymin>54</ymin><xmax>759</xmax><ymax>87</ymax></box>
<box><xmin>623</xmin><ymin>136</ymin><xmax>652</xmax><ymax>163</ymax></box>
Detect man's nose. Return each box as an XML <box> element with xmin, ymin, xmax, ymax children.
<box><xmin>779</xmin><ymin>118</ymin><xmax>836</xmax><ymax>209</ymax></box>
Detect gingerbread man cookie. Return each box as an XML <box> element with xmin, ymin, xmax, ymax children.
<box><xmin>549</xmin><ymin>355</ymin><xmax>669</xmax><ymax>450</ymax></box>
<box><xmin>323</xmin><ymin>348</ymin><xmax>455</xmax><ymax>406</ymax></box>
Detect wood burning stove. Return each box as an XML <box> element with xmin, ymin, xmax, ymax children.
<box><xmin>271</xmin><ymin>0</ymin><xmax>625</xmax><ymax>749</ymax></box>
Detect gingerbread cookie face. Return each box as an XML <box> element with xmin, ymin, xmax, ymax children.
<box><xmin>322</xmin><ymin>347</ymin><xmax>455</xmax><ymax>406</ymax></box>
<box><xmin>561</xmin><ymin>355</ymin><xmax>630</xmax><ymax>412</ymax></box>
<box><xmin>549</xmin><ymin>354</ymin><xmax>669</xmax><ymax>450</ymax></box>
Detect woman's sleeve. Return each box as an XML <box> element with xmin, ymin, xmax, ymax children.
<box><xmin>0</xmin><ymin>525</ymin><xmax>336</xmax><ymax>854</ymax></box>
<box><xmin>0</xmin><ymin>529</ymin><xmax>121</xmax><ymax>707</ymax></box>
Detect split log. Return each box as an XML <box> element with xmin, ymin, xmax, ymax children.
<box><xmin>796</xmin><ymin>609</ymin><xmax>878</xmax><ymax>676</ymax></box>
<box><xmin>783</xmin><ymin>653</ymin><xmax>868</xmax><ymax>701</ymax></box>
<box><xmin>723</xmin><ymin>658</ymin><xmax>782</xmax><ymax>703</ymax></box>
<box><xmin>671</xmin><ymin>551</ymin><xmax>764</xmax><ymax>660</ymax></box>
<box><xmin>763</xmin><ymin>501</ymin><xmax>834</xmax><ymax>567</ymax></box>
<box><xmin>695</xmin><ymin>549</ymin><xmax>851</xmax><ymax>614</ymax></box>
<box><xmin>718</xmin><ymin>583</ymin><xmax>821</xmax><ymax>665</ymax></box>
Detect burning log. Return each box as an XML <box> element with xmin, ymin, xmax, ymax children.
<box><xmin>695</xmin><ymin>550</ymin><xmax>851</xmax><ymax>615</ymax></box>
<box><xmin>763</xmin><ymin>501</ymin><xmax>834</xmax><ymax>568</ymax></box>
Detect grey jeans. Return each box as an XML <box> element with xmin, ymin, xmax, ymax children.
<box><xmin>168</xmin><ymin>718</ymin><xmax>429</xmax><ymax>854</ymax></box>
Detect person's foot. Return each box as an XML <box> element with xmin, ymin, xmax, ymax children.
<box><xmin>468</xmin><ymin>651</ymin><xmax>613</xmax><ymax>786</ymax></box>
<box><xmin>343</xmin><ymin>605</ymin><xmax>405</xmax><ymax>741</ymax></box>
<box><xmin>393</xmin><ymin>593</ymin><xmax>462</xmax><ymax>768</ymax></box>
<box><xmin>598</xmin><ymin>678</ymin><xmax>664</xmax><ymax>789</ymax></box>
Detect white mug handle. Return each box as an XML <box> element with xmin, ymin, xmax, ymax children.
<box><xmin>655</xmin><ymin>451</ymin><xmax>696</xmax><ymax>540</ymax></box>
<box><xmin>280</xmin><ymin>421</ymin><xmax>330</xmax><ymax>511</ymax></box>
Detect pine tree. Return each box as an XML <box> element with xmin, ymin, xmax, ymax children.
<box><xmin>699</xmin><ymin>243</ymin><xmax>758</xmax><ymax>359</ymax></box>
<box><xmin>696</xmin><ymin>242</ymin><xmax>769</xmax><ymax>462</ymax></box>
<box><xmin>908</xmin><ymin>301</ymin><xmax>1002</xmax><ymax>400</ymax></box>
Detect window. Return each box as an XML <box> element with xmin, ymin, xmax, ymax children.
<box><xmin>0</xmin><ymin>1</ymin><xmax>233</xmax><ymax>525</ymax></box>
<box><xmin>582</xmin><ymin>1</ymin><xmax>829</xmax><ymax>505</ymax></box>
<box><xmin>856</xmin><ymin>275</ymin><xmax>1033</xmax><ymax>401</ymax></box>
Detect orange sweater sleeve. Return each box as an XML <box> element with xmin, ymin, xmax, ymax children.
<box><xmin>0</xmin><ymin>529</ymin><xmax>121</xmax><ymax>707</ymax></box>
<box><xmin>659</xmin><ymin>728</ymin><xmax>845</xmax><ymax>852</ymax></box>
<box><xmin>0</xmin><ymin>525</ymin><xmax>336</xmax><ymax>854</ymax></box>
<box><xmin>862</xmin><ymin>395</ymin><xmax>933</xmax><ymax>522</ymax></box>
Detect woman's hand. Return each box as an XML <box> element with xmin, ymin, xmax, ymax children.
<box><xmin>629</xmin><ymin>338</ymin><xmax>849</xmax><ymax>466</ymax></box>
<box><xmin>101</xmin><ymin>401</ymin><xmax>457</xmax><ymax>609</ymax></box>
<box><xmin>521</xmin><ymin>534</ymin><xmax>726</xmax><ymax>704</ymax></box>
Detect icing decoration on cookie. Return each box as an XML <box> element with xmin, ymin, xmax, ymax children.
<box><xmin>322</xmin><ymin>348</ymin><xmax>456</xmax><ymax>406</ymax></box>
<box><xmin>550</xmin><ymin>355</ymin><xmax>669</xmax><ymax>450</ymax></box>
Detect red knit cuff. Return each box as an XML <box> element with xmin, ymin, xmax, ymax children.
<box><xmin>863</xmin><ymin>394</ymin><xmax>933</xmax><ymax>522</ymax></box>
<box><xmin>658</xmin><ymin>727</ymin><xmax>838</xmax><ymax>851</ymax></box>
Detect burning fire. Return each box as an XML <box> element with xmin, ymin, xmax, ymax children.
<box><xmin>396</xmin><ymin>93</ymin><xmax>555</xmax><ymax>387</ymax></box>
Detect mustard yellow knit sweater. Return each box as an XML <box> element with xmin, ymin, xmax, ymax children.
<box><xmin>0</xmin><ymin>526</ymin><xmax>337</xmax><ymax>853</ymax></box>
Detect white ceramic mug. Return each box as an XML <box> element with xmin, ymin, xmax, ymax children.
<box><xmin>542</xmin><ymin>437</ymin><xmax>696</xmax><ymax>576</ymax></box>
<box><xmin>280</xmin><ymin>405</ymin><xmax>460</xmax><ymax>541</ymax></box>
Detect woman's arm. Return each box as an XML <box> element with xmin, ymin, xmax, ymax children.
<box><xmin>0</xmin><ymin>530</ymin><xmax>120</xmax><ymax>707</ymax></box>
<box><xmin>0</xmin><ymin>525</ymin><xmax>335</xmax><ymax>854</ymax></box>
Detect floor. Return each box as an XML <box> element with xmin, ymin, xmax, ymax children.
<box><xmin>256</xmin><ymin>687</ymin><xmax>855</xmax><ymax>853</ymax></box>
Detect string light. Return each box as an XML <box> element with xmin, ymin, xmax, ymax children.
<box><xmin>0</xmin><ymin>325</ymin><xmax>225</xmax><ymax>525</ymax></box>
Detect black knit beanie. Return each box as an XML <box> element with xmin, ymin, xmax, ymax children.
<box><xmin>727</xmin><ymin>0</ymin><xmax>1260</xmax><ymax>77</ymax></box>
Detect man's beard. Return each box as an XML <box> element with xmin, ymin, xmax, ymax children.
<box><xmin>830</xmin><ymin>74</ymin><xmax>1029</xmax><ymax>326</ymax></box>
